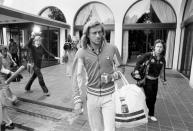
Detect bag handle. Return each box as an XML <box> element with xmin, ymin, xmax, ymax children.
<box><xmin>117</xmin><ymin>71</ymin><xmax>129</xmax><ymax>86</ymax></box>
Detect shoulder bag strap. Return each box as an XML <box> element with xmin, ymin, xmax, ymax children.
<box><xmin>144</xmin><ymin>52</ymin><xmax>153</xmax><ymax>76</ymax></box>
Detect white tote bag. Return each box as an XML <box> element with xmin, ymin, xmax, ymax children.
<box><xmin>114</xmin><ymin>71</ymin><xmax>148</xmax><ymax>128</ymax></box>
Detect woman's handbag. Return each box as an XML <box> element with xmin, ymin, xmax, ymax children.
<box><xmin>114</xmin><ymin>71</ymin><xmax>148</xmax><ymax>128</ymax></box>
<box><xmin>131</xmin><ymin>63</ymin><xmax>147</xmax><ymax>81</ymax></box>
<box><xmin>131</xmin><ymin>57</ymin><xmax>151</xmax><ymax>87</ymax></box>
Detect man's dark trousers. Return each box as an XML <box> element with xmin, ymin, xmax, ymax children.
<box><xmin>25</xmin><ymin>65</ymin><xmax>48</xmax><ymax>93</ymax></box>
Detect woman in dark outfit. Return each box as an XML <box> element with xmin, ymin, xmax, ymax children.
<box><xmin>134</xmin><ymin>39</ymin><xmax>167</xmax><ymax>122</ymax></box>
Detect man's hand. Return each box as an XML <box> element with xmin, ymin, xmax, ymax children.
<box><xmin>4</xmin><ymin>81</ymin><xmax>8</xmax><ymax>85</ymax></box>
<box><xmin>31</xmin><ymin>32</ymin><xmax>36</xmax><ymax>38</ymax></box>
<box><xmin>134</xmin><ymin>70</ymin><xmax>141</xmax><ymax>79</ymax></box>
<box><xmin>74</xmin><ymin>102</ymin><xmax>83</xmax><ymax>115</ymax></box>
<box><xmin>54</xmin><ymin>57</ymin><xmax>60</xmax><ymax>60</ymax></box>
<box><xmin>101</xmin><ymin>73</ymin><xmax>113</xmax><ymax>84</ymax></box>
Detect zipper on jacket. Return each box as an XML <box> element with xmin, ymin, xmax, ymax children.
<box><xmin>97</xmin><ymin>55</ymin><xmax>102</xmax><ymax>96</ymax></box>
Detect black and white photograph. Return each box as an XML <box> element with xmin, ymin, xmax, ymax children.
<box><xmin>0</xmin><ymin>0</ymin><xmax>193</xmax><ymax>130</ymax></box>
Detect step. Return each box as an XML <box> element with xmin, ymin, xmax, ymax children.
<box><xmin>6</xmin><ymin>100</ymin><xmax>87</xmax><ymax>131</ymax></box>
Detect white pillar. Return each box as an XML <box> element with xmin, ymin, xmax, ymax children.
<box><xmin>114</xmin><ymin>22</ymin><xmax>123</xmax><ymax>54</ymax></box>
<box><xmin>189</xmin><ymin>57</ymin><xmax>193</xmax><ymax>88</ymax></box>
<box><xmin>59</xmin><ymin>28</ymin><xmax>66</xmax><ymax>63</ymax></box>
<box><xmin>3</xmin><ymin>28</ymin><xmax>8</xmax><ymax>46</ymax></box>
<box><xmin>122</xmin><ymin>31</ymin><xmax>128</xmax><ymax>64</ymax></box>
<box><xmin>172</xmin><ymin>19</ymin><xmax>181</xmax><ymax>70</ymax></box>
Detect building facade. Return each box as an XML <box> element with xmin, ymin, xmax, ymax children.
<box><xmin>0</xmin><ymin>4</ymin><xmax>70</xmax><ymax>67</ymax></box>
<box><xmin>1</xmin><ymin>0</ymin><xmax>193</xmax><ymax>88</ymax></box>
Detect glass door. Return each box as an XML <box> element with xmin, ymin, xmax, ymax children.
<box><xmin>48</xmin><ymin>27</ymin><xmax>60</xmax><ymax>66</ymax></box>
<box><xmin>41</xmin><ymin>26</ymin><xmax>60</xmax><ymax>67</ymax></box>
<box><xmin>180</xmin><ymin>25</ymin><xmax>193</xmax><ymax>78</ymax></box>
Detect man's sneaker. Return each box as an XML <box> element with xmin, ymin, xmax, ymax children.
<box><xmin>5</xmin><ymin>123</ymin><xmax>15</xmax><ymax>130</ymax></box>
<box><xmin>10</xmin><ymin>96</ymin><xmax>19</xmax><ymax>106</ymax></box>
<box><xmin>43</xmin><ymin>92</ymin><xmax>50</xmax><ymax>96</ymax></box>
<box><xmin>12</xmin><ymin>99</ymin><xmax>19</xmax><ymax>106</ymax></box>
<box><xmin>148</xmin><ymin>116</ymin><xmax>158</xmax><ymax>122</ymax></box>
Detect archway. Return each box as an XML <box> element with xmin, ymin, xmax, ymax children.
<box><xmin>122</xmin><ymin>0</ymin><xmax>176</xmax><ymax>68</ymax></box>
<box><xmin>39</xmin><ymin>6</ymin><xmax>66</xmax><ymax>23</ymax></box>
<box><xmin>38</xmin><ymin>6</ymin><xmax>67</xmax><ymax>67</ymax></box>
<box><xmin>73</xmin><ymin>2</ymin><xmax>115</xmax><ymax>44</ymax></box>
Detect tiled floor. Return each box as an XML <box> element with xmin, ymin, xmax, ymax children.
<box><xmin>8</xmin><ymin>65</ymin><xmax>193</xmax><ymax>131</ymax></box>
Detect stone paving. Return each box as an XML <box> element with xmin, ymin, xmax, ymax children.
<box><xmin>7</xmin><ymin>101</ymin><xmax>82</xmax><ymax>131</ymax></box>
<box><xmin>6</xmin><ymin>64</ymin><xmax>193</xmax><ymax>131</ymax></box>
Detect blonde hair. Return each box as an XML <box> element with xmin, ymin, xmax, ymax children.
<box><xmin>81</xmin><ymin>19</ymin><xmax>105</xmax><ymax>49</ymax></box>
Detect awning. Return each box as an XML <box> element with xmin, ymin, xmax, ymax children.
<box><xmin>0</xmin><ymin>5</ymin><xmax>70</xmax><ymax>29</ymax></box>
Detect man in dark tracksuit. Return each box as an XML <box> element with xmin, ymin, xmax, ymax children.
<box><xmin>25</xmin><ymin>33</ymin><xmax>59</xmax><ymax>96</ymax></box>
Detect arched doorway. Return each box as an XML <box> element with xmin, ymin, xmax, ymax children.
<box><xmin>73</xmin><ymin>2</ymin><xmax>114</xmax><ymax>44</ymax></box>
<box><xmin>38</xmin><ymin>6</ymin><xmax>67</xmax><ymax>67</ymax></box>
<box><xmin>122</xmin><ymin>0</ymin><xmax>176</xmax><ymax>68</ymax></box>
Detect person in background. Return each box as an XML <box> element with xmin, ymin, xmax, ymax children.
<box><xmin>0</xmin><ymin>46</ymin><xmax>23</xmax><ymax>82</ymax></box>
<box><xmin>9</xmin><ymin>39</ymin><xmax>19</xmax><ymax>66</ymax></box>
<box><xmin>72</xmin><ymin>19</ymin><xmax>122</xmax><ymax>131</ymax></box>
<box><xmin>71</xmin><ymin>36</ymin><xmax>80</xmax><ymax>51</ymax></box>
<box><xmin>24</xmin><ymin>32</ymin><xmax>60</xmax><ymax>96</ymax></box>
<box><xmin>134</xmin><ymin>39</ymin><xmax>167</xmax><ymax>122</ymax></box>
<box><xmin>63</xmin><ymin>36</ymin><xmax>79</xmax><ymax>77</ymax></box>
<box><xmin>0</xmin><ymin>46</ymin><xmax>17</xmax><ymax>69</ymax></box>
<box><xmin>0</xmin><ymin>55</ymin><xmax>15</xmax><ymax>130</ymax></box>
<box><xmin>0</xmin><ymin>46</ymin><xmax>18</xmax><ymax>105</ymax></box>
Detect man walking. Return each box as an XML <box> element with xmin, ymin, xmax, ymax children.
<box><xmin>72</xmin><ymin>19</ymin><xmax>122</xmax><ymax>131</ymax></box>
<box><xmin>24</xmin><ymin>32</ymin><xmax>59</xmax><ymax>96</ymax></box>
<box><xmin>9</xmin><ymin>39</ymin><xmax>19</xmax><ymax>66</ymax></box>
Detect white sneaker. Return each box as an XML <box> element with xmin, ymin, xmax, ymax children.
<box><xmin>8</xmin><ymin>95</ymin><xmax>17</xmax><ymax>102</ymax></box>
<box><xmin>148</xmin><ymin>116</ymin><xmax>158</xmax><ymax>122</ymax></box>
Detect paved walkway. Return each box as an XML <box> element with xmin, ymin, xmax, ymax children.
<box><xmin>8</xmin><ymin>64</ymin><xmax>193</xmax><ymax>131</ymax></box>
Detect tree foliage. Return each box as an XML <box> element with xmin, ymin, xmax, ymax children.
<box><xmin>48</xmin><ymin>7</ymin><xmax>66</xmax><ymax>23</ymax></box>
